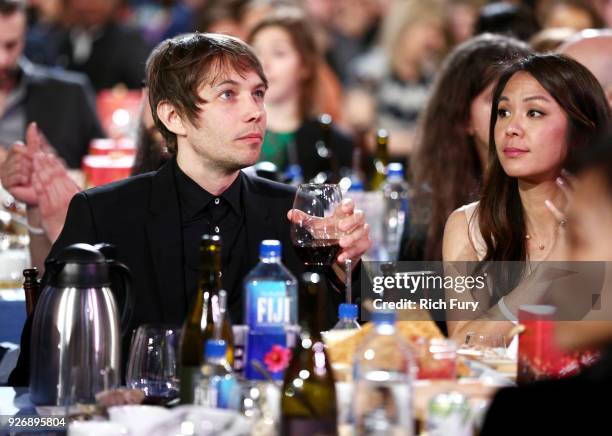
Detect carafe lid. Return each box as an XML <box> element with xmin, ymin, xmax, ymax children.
<box><xmin>50</xmin><ymin>243</ymin><xmax>111</xmax><ymax>287</ymax></box>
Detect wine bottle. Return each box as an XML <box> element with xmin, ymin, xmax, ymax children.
<box><xmin>281</xmin><ymin>272</ymin><xmax>337</xmax><ymax>435</ymax></box>
<box><xmin>369</xmin><ymin>128</ymin><xmax>389</xmax><ymax>190</ymax></box>
<box><xmin>23</xmin><ymin>267</ymin><xmax>40</xmax><ymax>316</ymax></box>
<box><xmin>179</xmin><ymin>234</ymin><xmax>233</xmax><ymax>404</ymax></box>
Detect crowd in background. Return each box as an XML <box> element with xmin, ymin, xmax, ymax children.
<box><xmin>2</xmin><ymin>0</ymin><xmax>612</xmax><ymax>424</ymax></box>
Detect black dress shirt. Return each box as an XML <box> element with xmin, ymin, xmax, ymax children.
<box><xmin>174</xmin><ymin>161</ymin><xmax>249</xmax><ymax>323</ymax></box>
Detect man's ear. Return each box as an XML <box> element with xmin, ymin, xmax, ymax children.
<box><xmin>157</xmin><ymin>101</ymin><xmax>187</xmax><ymax>136</ymax></box>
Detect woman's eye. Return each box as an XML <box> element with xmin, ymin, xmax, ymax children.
<box><xmin>254</xmin><ymin>89</ymin><xmax>266</xmax><ymax>99</ymax></box>
<box><xmin>497</xmin><ymin>108</ymin><xmax>510</xmax><ymax>117</ymax></box>
<box><xmin>220</xmin><ymin>90</ymin><xmax>235</xmax><ymax>100</ymax></box>
<box><xmin>527</xmin><ymin>109</ymin><xmax>544</xmax><ymax>117</ymax></box>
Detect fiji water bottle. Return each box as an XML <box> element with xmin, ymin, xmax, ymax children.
<box><xmin>243</xmin><ymin>240</ymin><xmax>297</xmax><ymax>381</ymax></box>
<box><xmin>353</xmin><ymin>311</ymin><xmax>416</xmax><ymax>435</ymax></box>
<box><xmin>382</xmin><ymin>162</ymin><xmax>410</xmax><ymax>261</ymax></box>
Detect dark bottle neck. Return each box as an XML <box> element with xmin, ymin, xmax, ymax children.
<box><xmin>300</xmin><ymin>272</ymin><xmax>327</xmax><ymax>340</ymax></box>
<box><xmin>199</xmin><ymin>238</ymin><xmax>222</xmax><ymax>293</ymax></box>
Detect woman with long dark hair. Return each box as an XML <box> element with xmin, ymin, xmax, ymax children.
<box><xmin>402</xmin><ymin>34</ymin><xmax>531</xmax><ymax>261</ymax></box>
<box><xmin>443</xmin><ymin>53</ymin><xmax>610</xmax><ymax>342</ymax></box>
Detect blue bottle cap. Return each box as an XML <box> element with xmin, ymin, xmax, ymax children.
<box><xmin>387</xmin><ymin>162</ymin><xmax>404</xmax><ymax>178</ymax></box>
<box><xmin>371</xmin><ymin>310</ymin><xmax>396</xmax><ymax>325</ymax></box>
<box><xmin>205</xmin><ymin>339</ymin><xmax>227</xmax><ymax>359</ymax></box>
<box><xmin>338</xmin><ymin>303</ymin><xmax>358</xmax><ymax>319</ymax></box>
<box><xmin>348</xmin><ymin>180</ymin><xmax>364</xmax><ymax>191</ymax></box>
<box><xmin>260</xmin><ymin>240</ymin><xmax>281</xmax><ymax>258</ymax></box>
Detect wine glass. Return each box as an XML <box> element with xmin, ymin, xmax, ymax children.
<box><xmin>290</xmin><ymin>183</ymin><xmax>344</xmax><ymax>267</ymax></box>
<box><xmin>126</xmin><ymin>324</ymin><xmax>180</xmax><ymax>406</ymax></box>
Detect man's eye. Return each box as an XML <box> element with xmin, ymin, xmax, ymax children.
<box><xmin>220</xmin><ymin>90</ymin><xmax>235</xmax><ymax>99</ymax></box>
<box><xmin>254</xmin><ymin>89</ymin><xmax>266</xmax><ymax>99</ymax></box>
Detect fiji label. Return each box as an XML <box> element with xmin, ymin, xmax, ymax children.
<box><xmin>245</xmin><ymin>280</ymin><xmax>294</xmax><ymax>332</ymax></box>
<box><xmin>245</xmin><ymin>331</ymin><xmax>291</xmax><ymax>381</ymax></box>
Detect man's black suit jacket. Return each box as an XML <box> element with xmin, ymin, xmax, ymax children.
<box><xmin>23</xmin><ymin>60</ymin><xmax>104</xmax><ymax>168</ymax></box>
<box><xmin>9</xmin><ymin>161</ymin><xmax>347</xmax><ymax>385</ymax></box>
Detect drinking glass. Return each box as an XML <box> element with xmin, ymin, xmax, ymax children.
<box><xmin>290</xmin><ymin>183</ymin><xmax>344</xmax><ymax>267</ymax></box>
<box><xmin>126</xmin><ymin>324</ymin><xmax>180</xmax><ymax>406</ymax></box>
<box><xmin>459</xmin><ymin>332</ymin><xmax>507</xmax><ymax>360</ymax></box>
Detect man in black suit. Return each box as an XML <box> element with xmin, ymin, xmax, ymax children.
<box><xmin>0</xmin><ymin>0</ymin><xmax>103</xmax><ymax>167</ymax></box>
<box><xmin>9</xmin><ymin>32</ymin><xmax>371</xmax><ymax>385</ymax></box>
<box><xmin>55</xmin><ymin>0</ymin><xmax>150</xmax><ymax>91</ymax></box>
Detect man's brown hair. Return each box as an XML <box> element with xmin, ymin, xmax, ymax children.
<box><xmin>146</xmin><ymin>32</ymin><xmax>267</xmax><ymax>151</ymax></box>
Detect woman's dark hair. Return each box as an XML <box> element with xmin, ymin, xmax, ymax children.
<box><xmin>477</xmin><ymin>54</ymin><xmax>610</xmax><ymax>294</ymax></box>
<box><xmin>407</xmin><ymin>34</ymin><xmax>531</xmax><ymax>261</ymax></box>
<box><xmin>247</xmin><ymin>8</ymin><xmax>319</xmax><ymax>120</ymax></box>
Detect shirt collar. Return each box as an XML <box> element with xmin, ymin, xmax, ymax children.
<box><xmin>174</xmin><ymin>160</ymin><xmax>242</xmax><ymax>221</ymax></box>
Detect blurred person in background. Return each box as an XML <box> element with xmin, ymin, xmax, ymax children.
<box><xmin>481</xmin><ymin>130</ymin><xmax>612</xmax><ymax>435</ymax></box>
<box><xmin>325</xmin><ymin>0</ymin><xmax>382</xmax><ymax>86</ymax></box>
<box><xmin>474</xmin><ymin>1</ymin><xmax>541</xmax><ymax>41</ymax></box>
<box><xmin>247</xmin><ymin>7</ymin><xmax>353</xmax><ymax>182</ymax></box>
<box><xmin>23</xmin><ymin>0</ymin><xmax>64</xmax><ymax>65</ymax></box>
<box><xmin>126</xmin><ymin>0</ymin><xmax>207</xmax><ymax>46</ymax></box>
<box><xmin>346</xmin><ymin>0</ymin><xmax>448</xmax><ymax>157</ymax></box>
<box><xmin>400</xmin><ymin>34</ymin><xmax>531</xmax><ymax>262</ymax></box>
<box><xmin>55</xmin><ymin>0</ymin><xmax>151</xmax><ymax>91</ymax></box>
<box><xmin>529</xmin><ymin>26</ymin><xmax>577</xmax><ymax>52</ymax></box>
<box><xmin>443</xmin><ymin>54</ymin><xmax>610</xmax><ymax>343</ymax></box>
<box><xmin>558</xmin><ymin>29</ymin><xmax>612</xmax><ymax>107</ymax></box>
<box><xmin>445</xmin><ymin>0</ymin><xmax>483</xmax><ymax>46</ymax></box>
<box><xmin>590</xmin><ymin>0</ymin><xmax>612</xmax><ymax>27</ymax></box>
<box><xmin>537</xmin><ymin>0</ymin><xmax>605</xmax><ymax>30</ymax></box>
<box><xmin>243</xmin><ymin>0</ymin><xmax>345</xmax><ymax>123</ymax></box>
<box><xmin>196</xmin><ymin>0</ymin><xmax>249</xmax><ymax>40</ymax></box>
<box><xmin>0</xmin><ymin>0</ymin><xmax>103</xmax><ymax>167</ymax></box>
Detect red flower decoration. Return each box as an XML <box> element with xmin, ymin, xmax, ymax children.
<box><xmin>263</xmin><ymin>345</ymin><xmax>292</xmax><ymax>373</ymax></box>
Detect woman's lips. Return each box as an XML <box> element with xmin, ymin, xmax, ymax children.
<box><xmin>503</xmin><ymin>147</ymin><xmax>529</xmax><ymax>157</ymax></box>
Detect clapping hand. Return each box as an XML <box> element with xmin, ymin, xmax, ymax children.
<box><xmin>31</xmin><ymin>152</ymin><xmax>80</xmax><ymax>243</ymax></box>
<box><xmin>0</xmin><ymin>122</ymin><xmax>53</xmax><ymax>205</ymax></box>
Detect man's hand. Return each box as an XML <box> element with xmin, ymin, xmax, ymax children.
<box><xmin>287</xmin><ymin>198</ymin><xmax>371</xmax><ymax>266</ymax></box>
<box><xmin>0</xmin><ymin>122</ymin><xmax>52</xmax><ymax>206</ymax></box>
<box><xmin>332</xmin><ymin>198</ymin><xmax>371</xmax><ymax>265</ymax></box>
<box><xmin>31</xmin><ymin>152</ymin><xmax>79</xmax><ymax>243</ymax></box>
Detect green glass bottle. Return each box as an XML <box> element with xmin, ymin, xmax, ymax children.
<box><xmin>369</xmin><ymin>128</ymin><xmax>389</xmax><ymax>190</ymax></box>
<box><xmin>179</xmin><ymin>234</ymin><xmax>233</xmax><ymax>404</ymax></box>
<box><xmin>281</xmin><ymin>272</ymin><xmax>337</xmax><ymax>435</ymax></box>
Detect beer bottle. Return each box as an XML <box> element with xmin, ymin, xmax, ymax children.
<box><xmin>281</xmin><ymin>272</ymin><xmax>337</xmax><ymax>435</ymax></box>
<box><xmin>179</xmin><ymin>234</ymin><xmax>233</xmax><ymax>404</ymax></box>
<box><xmin>369</xmin><ymin>128</ymin><xmax>389</xmax><ymax>190</ymax></box>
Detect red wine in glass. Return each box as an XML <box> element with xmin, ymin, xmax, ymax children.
<box><xmin>293</xmin><ymin>239</ymin><xmax>341</xmax><ymax>266</ymax></box>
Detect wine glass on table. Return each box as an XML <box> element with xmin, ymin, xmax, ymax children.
<box><xmin>290</xmin><ymin>183</ymin><xmax>354</xmax><ymax>302</ymax></box>
<box><xmin>126</xmin><ymin>324</ymin><xmax>181</xmax><ymax>406</ymax></box>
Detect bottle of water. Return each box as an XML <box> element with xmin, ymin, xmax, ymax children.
<box><xmin>381</xmin><ymin>162</ymin><xmax>409</xmax><ymax>261</ymax></box>
<box><xmin>353</xmin><ymin>311</ymin><xmax>416</xmax><ymax>436</ymax></box>
<box><xmin>324</xmin><ymin>303</ymin><xmax>361</xmax><ymax>345</ymax></box>
<box><xmin>332</xmin><ymin>303</ymin><xmax>361</xmax><ymax>331</ymax></box>
<box><xmin>195</xmin><ymin>339</ymin><xmax>236</xmax><ymax>408</ymax></box>
<box><xmin>243</xmin><ymin>240</ymin><xmax>297</xmax><ymax>381</ymax></box>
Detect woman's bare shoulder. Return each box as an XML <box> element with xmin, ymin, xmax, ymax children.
<box><xmin>443</xmin><ymin>203</ymin><xmax>480</xmax><ymax>261</ymax></box>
